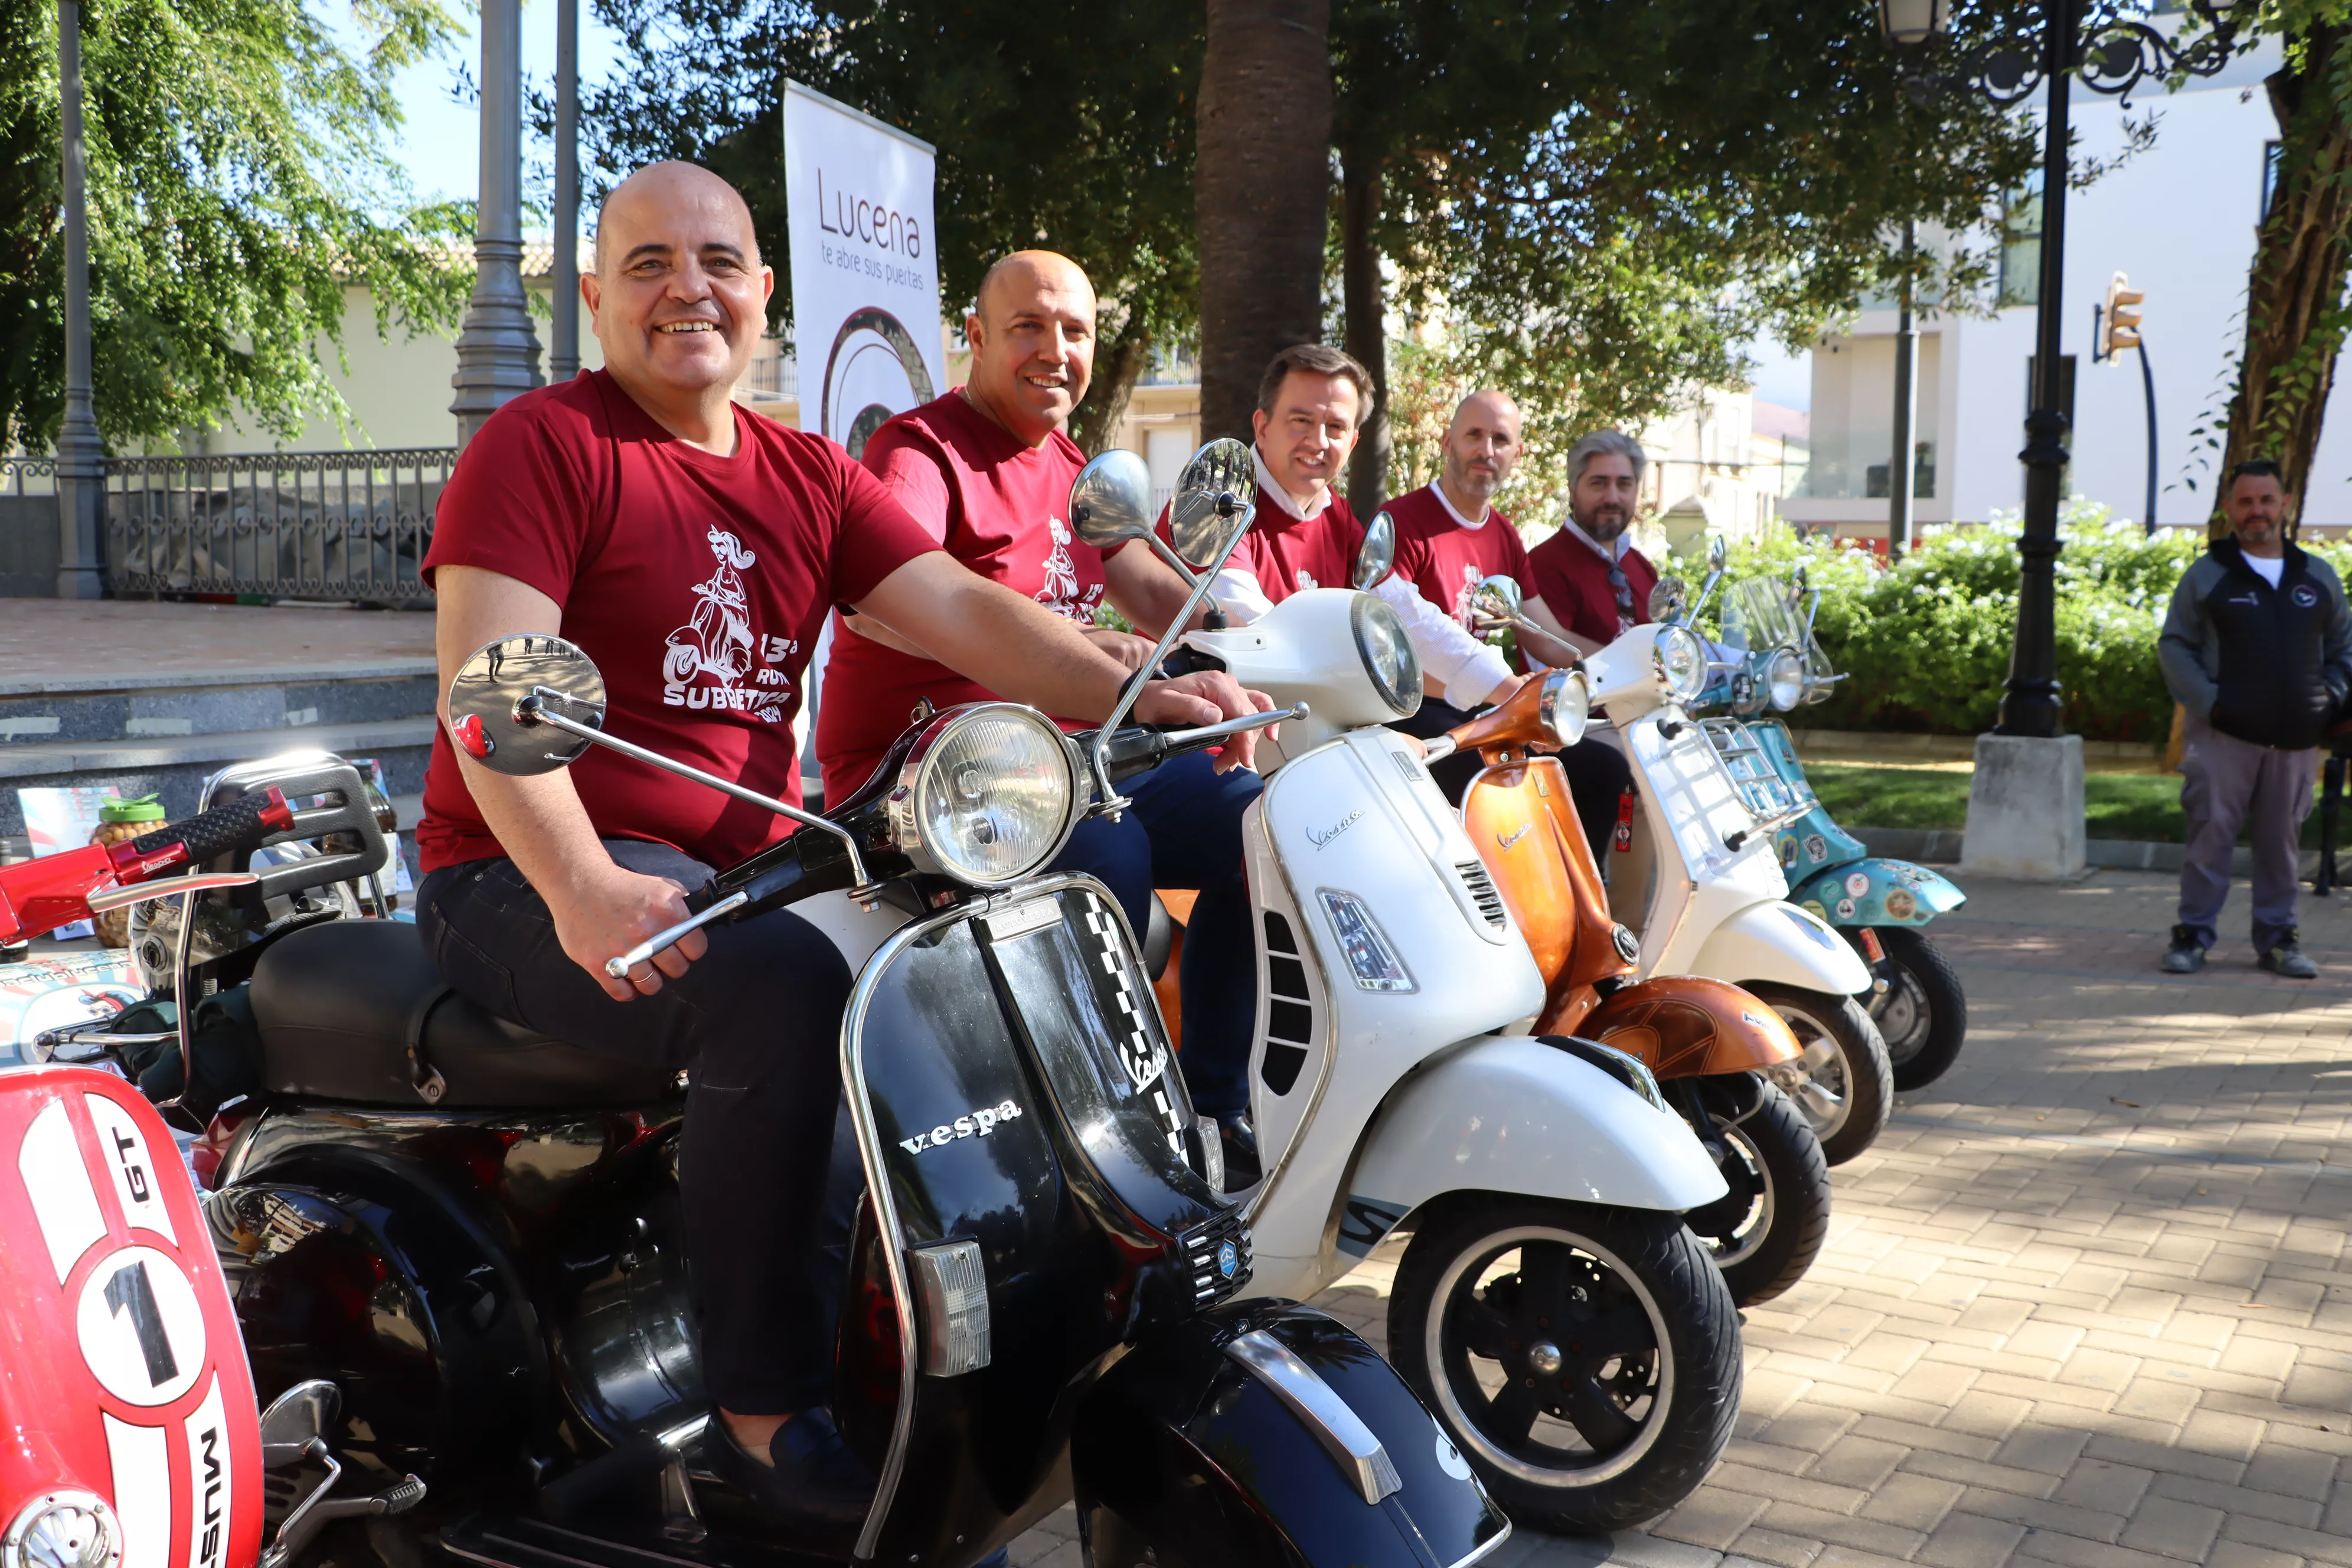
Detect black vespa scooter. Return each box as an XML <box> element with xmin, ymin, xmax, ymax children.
<box><xmin>42</xmin><ymin>440</ymin><xmax>1510</xmax><ymax>1568</ymax></box>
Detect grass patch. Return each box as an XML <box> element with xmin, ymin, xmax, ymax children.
<box><xmin>1804</xmin><ymin>762</ymin><xmax>2322</xmax><ymax>846</ymax></box>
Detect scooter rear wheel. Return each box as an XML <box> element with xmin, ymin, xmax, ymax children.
<box><xmin>1683</xmin><ymin>1079</ymin><xmax>1831</xmax><ymax>1307</ymax></box>
<box><xmin>1387</xmin><ymin>1198</ymin><xmax>1740</xmax><ymax>1536</ymax></box>
<box><xmin>1746</xmin><ymin>983</ymin><xmax>1892</xmax><ymax>1165</ymax></box>
<box><xmin>1869</xmin><ymin>926</ymin><xmax>1968</xmax><ymax>1091</ymax></box>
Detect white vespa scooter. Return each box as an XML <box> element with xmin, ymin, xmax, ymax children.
<box><xmin>1535</xmin><ymin>563</ymin><xmax>1893</xmax><ymax>1165</ymax></box>
<box><xmin>1064</xmin><ymin>449</ymin><xmax>1743</xmax><ymax>1537</ymax></box>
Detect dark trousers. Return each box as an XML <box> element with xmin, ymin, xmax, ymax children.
<box><xmin>1051</xmin><ymin>751</ymin><xmax>1263</xmax><ymax>1118</ymax></box>
<box><xmin>418</xmin><ymin>840</ymin><xmax>851</xmax><ymax>1416</ymax></box>
<box><xmin>2177</xmin><ymin>714</ymin><xmax>2317</xmax><ymax>952</ymax></box>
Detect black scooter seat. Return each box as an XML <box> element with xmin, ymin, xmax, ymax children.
<box><xmin>250</xmin><ymin>920</ymin><xmax>679</xmax><ymax>1109</ymax></box>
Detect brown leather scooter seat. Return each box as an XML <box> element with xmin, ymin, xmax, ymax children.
<box><xmin>250</xmin><ymin>920</ymin><xmax>679</xmax><ymax>1109</ymax></box>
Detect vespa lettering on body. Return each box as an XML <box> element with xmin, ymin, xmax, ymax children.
<box><xmin>900</xmin><ymin>1099</ymin><xmax>1023</xmax><ymax>1155</ymax></box>
<box><xmin>1496</xmin><ymin>821</ymin><xmax>1533</xmax><ymax>851</ymax></box>
<box><xmin>1308</xmin><ymin>811</ymin><xmax>1364</xmax><ymax>850</ymax></box>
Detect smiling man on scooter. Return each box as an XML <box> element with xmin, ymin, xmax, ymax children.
<box><xmin>414</xmin><ymin>162</ymin><xmax>1262</xmax><ymax>1546</ymax></box>
<box><xmin>815</xmin><ymin>249</ymin><xmax>1275</xmax><ymax>1190</ymax></box>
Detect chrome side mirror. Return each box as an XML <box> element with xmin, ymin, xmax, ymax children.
<box><xmin>1471</xmin><ymin>575</ymin><xmax>1524</xmax><ymax>623</ymax></box>
<box><xmin>1709</xmin><ymin>534</ymin><xmax>1728</xmax><ymax>573</ymax></box>
<box><xmin>1067</xmin><ymin>449</ymin><xmax>1155</xmax><ymax>551</ymax></box>
<box><xmin>447</xmin><ymin>635</ymin><xmax>607</xmax><ymax>777</ymax></box>
<box><xmin>1167</xmin><ymin>437</ymin><xmax>1256</xmax><ymax>567</ymax></box>
<box><xmin>1648</xmin><ymin>576</ymin><xmax>1689</xmax><ymax>624</ymax></box>
<box><xmin>259</xmin><ymin>1380</ymin><xmax>340</xmax><ymax>1467</ymax></box>
<box><xmin>1354</xmin><ymin>510</ymin><xmax>1397</xmax><ymax>590</ymax></box>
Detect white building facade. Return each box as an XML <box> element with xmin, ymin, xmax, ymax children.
<box><xmin>1786</xmin><ymin>41</ymin><xmax>2352</xmax><ymax>537</ymax></box>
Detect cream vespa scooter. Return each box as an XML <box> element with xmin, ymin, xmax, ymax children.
<box><xmin>1069</xmin><ymin>449</ymin><xmax>1743</xmax><ymax>1537</ymax></box>
<box><xmin>1476</xmin><ymin>559</ymin><xmax>1892</xmax><ymax>1164</ymax></box>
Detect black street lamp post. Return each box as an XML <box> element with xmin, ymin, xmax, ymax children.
<box><xmin>1878</xmin><ymin>0</ymin><xmax>2248</xmax><ymax>737</ymax></box>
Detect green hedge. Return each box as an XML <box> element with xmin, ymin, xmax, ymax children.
<box><xmin>1687</xmin><ymin>501</ymin><xmax>2352</xmax><ymax>746</ymax></box>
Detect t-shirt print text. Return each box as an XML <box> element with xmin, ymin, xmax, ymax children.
<box><xmin>661</xmin><ymin>526</ymin><xmax>793</xmax><ymax>721</ymax></box>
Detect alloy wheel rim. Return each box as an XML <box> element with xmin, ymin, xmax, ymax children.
<box><xmin>1766</xmin><ymin>1006</ymin><xmax>1851</xmax><ymax>1142</ymax></box>
<box><xmin>1422</xmin><ymin>1223</ymin><xmax>1675</xmax><ymax>1487</ymax></box>
<box><xmin>1871</xmin><ymin>962</ymin><xmax>1930</xmax><ymax>1065</ymax></box>
<box><xmin>1685</xmin><ymin>1121</ymin><xmax>1776</xmax><ymax>1270</ymax></box>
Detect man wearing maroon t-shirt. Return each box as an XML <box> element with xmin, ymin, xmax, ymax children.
<box><xmin>1525</xmin><ymin>430</ymin><xmax>1661</xmax><ymax>653</ymax></box>
<box><xmin>1200</xmin><ymin>346</ymin><xmax>1529</xmax><ymax>716</ymax></box>
<box><xmin>412</xmin><ymin>163</ymin><xmax>1260</xmax><ymax>1539</ymax></box>
<box><xmin>816</xmin><ymin>250</ymin><xmax>1270</xmax><ymax>1182</ymax></box>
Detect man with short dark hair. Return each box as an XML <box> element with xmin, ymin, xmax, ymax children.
<box><xmin>1524</xmin><ymin>430</ymin><xmax>1660</xmax><ymax>653</ymax></box>
<box><xmin>2157</xmin><ymin>458</ymin><xmax>2352</xmax><ymax>977</ymax></box>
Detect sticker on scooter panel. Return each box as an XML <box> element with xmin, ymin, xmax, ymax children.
<box><xmin>1336</xmin><ymin>1195</ymin><xmax>1410</xmax><ymax>1258</ymax></box>
<box><xmin>898</xmin><ymin>1100</ymin><xmax>1024</xmax><ymax>1156</ymax></box>
<box><xmin>1804</xmin><ymin>833</ymin><xmax>1828</xmax><ymax>864</ymax></box>
<box><xmin>1835</xmin><ymin>898</ymin><xmax>1857</xmax><ymax>919</ymax></box>
<box><xmin>1778</xmin><ymin>835</ymin><xmax>1798</xmax><ymax>868</ymax></box>
<box><xmin>1781</xmin><ymin>906</ymin><xmax>1841</xmax><ymax>950</ymax></box>
<box><xmin>19</xmin><ymin>1097</ymin><xmax>109</xmax><ymax>1283</ymax></box>
<box><xmin>1844</xmin><ymin>871</ymin><xmax>1871</xmax><ymax>898</ymax></box>
<box><xmin>182</xmin><ymin>1377</ymin><xmax>232</xmax><ymax>1568</ymax></box>
<box><xmin>84</xmin><ymin>1093</ymin><xmax>176</xmax><ymax>1246</ymax></box>
<box><xmin>1802</xmin><ymin>900</ymin><xmax>1829</xmax><ymax>920</ymax></box>
<box><xmin>1884</xmin><ymin>888</ymin><xmax>1917</xmax><ymax>920</ymax></box>
<box><xmin>76</xmin><ymin>1246</ymin><xmax>209</xmax><ymax>1407</ymax></box>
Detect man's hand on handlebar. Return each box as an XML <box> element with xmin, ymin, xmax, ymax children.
<box><xmin>550</xmin><ymin>862</ymin><xmax>710</xmax><ymax>1002</ymax></box>
<box><xmin>1133</xmin><ymin>670</ymin><xmax>1278</xmax><ymax>773</ymax></box>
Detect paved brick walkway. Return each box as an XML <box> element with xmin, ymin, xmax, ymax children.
<box><xmin>1015</xmin><ymin>868</ymin><xmax>2352</xmax><ymax>1567</ymax></box>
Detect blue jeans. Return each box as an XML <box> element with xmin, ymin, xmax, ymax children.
<box><xmin>1051</xmin><ymin>751</ymin><xmax>1262</xmax><ymax>1117</ymax></box>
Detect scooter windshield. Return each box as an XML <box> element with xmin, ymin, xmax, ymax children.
<box><xmin>988</xmin><ymin>888</ymin><xmax>1221</xmax><ymax>1229</ymax></box>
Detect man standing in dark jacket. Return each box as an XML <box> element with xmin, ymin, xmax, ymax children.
<box><xmin>2156</xmin><ymin>459</ymin><xmax>2352</xmax><ymax>976</ymax></box>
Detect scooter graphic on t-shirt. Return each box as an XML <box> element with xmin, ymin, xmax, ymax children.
<box><xmin>662</xmin><ymin>527</ymin><xmax>786</xmax><ymax>721</ymax></box>
<box><xmin>1451</xmin><ymin>563</ymin><xmax>1482</xmax><ymax>629</ymax></box>
<box><xmin>1035</xmin><ymin>516</ymin><xmax>1104</xmax><ymax>623</ymax></box>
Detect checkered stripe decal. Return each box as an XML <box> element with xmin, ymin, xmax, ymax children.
<box><xmin>1081</xmin><ymin>892</ymin><xmax>1188</xmax><ymax>1155</ymax></box>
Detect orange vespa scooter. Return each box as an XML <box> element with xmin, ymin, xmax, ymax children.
<box><xmin>1430</xmin><ymin>673</ymin><xmax>1831</xmax><ymax>1306</ymax></box>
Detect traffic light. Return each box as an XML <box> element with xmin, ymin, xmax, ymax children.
<box><xmin>2099</xmin><ymin>272</ymin><xmax>2145</xmax><ymax>361</ymax></box>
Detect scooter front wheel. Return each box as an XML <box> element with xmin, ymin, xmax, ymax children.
<box><xmin>1683</xmin><ymin>1079</ymin><xmax>1831</xmax><ymax>1307</ymax></box>
<box><xmin>1747</xmin><ymin>982</ymin><xmax>1892</xmax><ymax>1165</ymax></box>
<box><xmin>1387</xmin><ymin>1198</ymin><xmax>1740</xmax><ymax>1535</ymax></box>
<box><xmin>1868</xmin><ymin>926</ymin><xmax>1968</xmax><ymax>1091</ymax></box>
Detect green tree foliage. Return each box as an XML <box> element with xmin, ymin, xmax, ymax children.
<box><xmin>580</xmin><ymin>0</ymin><xmax>1204</xmax><ymax>452</ymax></box>
<box><xmin>1341</xmin><ymin>0</ymin><xmax>2043</xmax><ymax>516</ymax></box>
<box><xmin>0</xmin><ymin>0</ymin><xmax>473</xmax><ymax>452</ymax></box>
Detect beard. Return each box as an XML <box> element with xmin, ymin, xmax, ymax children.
<box><xmin>1576</xmin><ymin>504</ymin><xmax>1630</xmax><ymax>543</ymax></box>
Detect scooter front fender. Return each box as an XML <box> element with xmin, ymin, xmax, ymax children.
<box><xmin>1691</xmin><ymin>899</ymin><xmax>1873</xmax><ymax>996</ymax></box>
<box><xmin>1343</xmin><ymin>1037</ymin><xmax>1729</xmax><ymax>1245</ymax></box>
<box><xmin>1073</xmin><ymin>1299</ymin><xmax>1511</xmax><ymax>1568</ymax></box>
<box><xmin>1789</xmin><ymin>858</ymin><xmax>1966</xmax><ymax>928</ymax></box>
<box><xmin>1583</xmin><ymin>975</ymin><xmax>1802</xmax><ymax>1078</ymax></box>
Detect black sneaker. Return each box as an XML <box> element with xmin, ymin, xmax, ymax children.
<box><xmin>706</xmin><ymin>1407</ymin><xmax>875</xmax><ymax>1546</ymax></box>
<box><xmin>2260</xmin><ymin>932</ymin><xmax>2319</xmax><ymax>979</ymax></box>
<box><xmin>2160</xmin><ymin>926</ymin><xmax>2206</xmax><ymax>974</ymax></box>
<box><xmin>1217</xmin><ymin>1112</ymin><xmax>1262</xmax><ymax>1193</ymax></box>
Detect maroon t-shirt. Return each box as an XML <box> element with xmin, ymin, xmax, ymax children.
<box><xmin>1233</xmin><ymin>485</ymin><xmax>1366</xmax><ymax>603</ymax></box>
<box><xmin>1382</xmin><ymin>484</ymin><xmax>1533</xmax><ymax>629</ymax></box>
<box><xmin>815</xmin><ymin>393</ymin><xmax>1109</xmax><ymax>801</ymax></box>
<box><xmin>1526</xmin><ymin>525</ymin><xmax>1658</xmax><ymax>648</ymax></box>
<box><xmin>417</xmin><ymin>370</ymin><xmax>937</xmax><ymax>873</ymax></box>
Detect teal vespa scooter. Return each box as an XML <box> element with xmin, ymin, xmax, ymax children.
<box><xmin>1710</xmin><ymin>565</ymin><xmax>1969</xmax><ymax>1090</ymax></box>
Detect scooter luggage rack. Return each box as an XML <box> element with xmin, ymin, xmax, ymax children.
<box><xmin>1700</xmin><ymin>718</ymin><xmax>1811</xmax><ymax>829</ymax></box>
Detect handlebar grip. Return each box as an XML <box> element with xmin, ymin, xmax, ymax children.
<box><xmin>682</xmin><ymin>880</ymin><xmax>721</xmax><ymax>916</ymax></box>
<box><xmin>129</xmin><ymin>787</ymin><xmax>294</xmax><ymax>866</ymax></box>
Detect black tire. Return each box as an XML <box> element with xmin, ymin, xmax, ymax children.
<box><xmin>1680</xmin><ymin>1078</ymin><xmax>1831</xmax><ymax>1307</ymax></box>
<box><xmin>1746</xmin><ymin>982</ymin><xmax>1892</xmax><ymax>1165</ymax></box>
<box><xmin>1868</xmin><ymin>927</ymin><xmax>1968</xmax><ymax>1091</ymax></box>
<box><xmin>1387</xmin><ymin>1198</ymin><xmax>1741</xmax><ymax>1536</ymax></box>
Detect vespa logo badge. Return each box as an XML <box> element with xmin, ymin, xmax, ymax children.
<box><xmin>1497</xmin><ymin>821</ymin><xmax>1533</xmax><ymax>850</ymax></box>
<box><xmin>900</xmin><ymin>1099</ymin><xmax>1024</xmax><ymax>1155</ymax></box>
<box><xmin>1217</xmin><ymin>1240</ymin><xmax>1239</xmax><ymax>1278</ymax></box>
<box><xmin>1308</xmin><ymin>810</ymin><xmax>1364</xmax><ymax>849</ymax></box>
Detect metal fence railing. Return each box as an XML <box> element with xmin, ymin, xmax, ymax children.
<box><xmin>103</xmin><ymin>448</ymin><xmax>455</xmax><ymax>604</ymax></box>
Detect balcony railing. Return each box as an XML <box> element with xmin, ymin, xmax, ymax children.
<box><xmin>102</xmin><ymin>449</ymin><xmax>453</xmax><ymax>604</ymax></box>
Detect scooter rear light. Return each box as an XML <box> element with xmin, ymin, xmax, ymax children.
<box><xmin>908</xmin><ymin>1240</ymin><xmax>991</xmax><ymax>1377</ymax></box>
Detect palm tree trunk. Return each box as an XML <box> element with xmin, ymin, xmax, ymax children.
<box><xmin>1071</xmin><ymin>316</ymin><xmax>1151</xmax><ymax>457</ymax></box>
<box><xmin>2217</xmin><ymin>22</ymin><xmax>2352</xmax><ymax>535</ymax></box>
<box><xmin>1195</xmin><ymin>0</ymin><xmax>1334</xmax><ymax>442</ymax></box>
<box><xmin>1342</xmin><ymin>137</ymin><xmax>1391</xmax><ymax>511</ymax></box>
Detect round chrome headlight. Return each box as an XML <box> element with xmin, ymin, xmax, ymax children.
<box><xmin>1765</xmin><ymin>646</ymin><xmax>1805</xmax><ymax>712</ymax></box>
<box><xmin>1351</xmin><ymin>593</ymin><xmax>1422</xmax><ymax>717</ymax></box>
<box><xmin>1655</xmin><ymin>626</ymin><xmax>1707</xmax><ymax>703</ymax></box>
<box><xmin>4</xmin><ymin>1493</ymin><xmax>122</xmax><ymax>1568</ymax></box>
<box><xmin>1537</xmin><ymin>668</ymin><xmax>1590</xmax><ymax>747</ymax></box>
<box><xmin>887</xmin><ymin>704</ymin><xmax>1078</xmax><ymax>887</ymax></box>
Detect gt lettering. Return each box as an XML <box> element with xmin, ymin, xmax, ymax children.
<box><xmin>110</xmin><ymin>1126</ymin><xmax>150</xmax><ymax>1203</ymax></box>
<box><xmin>899</xmin><ymin>1099</ymin><xmax>1022</xmax><ymax>1155</ymax></box>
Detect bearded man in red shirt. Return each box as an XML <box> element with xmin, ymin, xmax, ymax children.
<box><xmin>1524</xmin><ymin>430</ymin><xmax>1661</xmax><ymax>652</ymax></box>
<box><xmin>816</xmin><ymin>250</ymin><xmax>1273</xmax><ymax>1188</ymax></box>
<box><xmin>414</xmin><ymin>164</ymin><xmax>1260</xmax><ymax>1540</ymax></box>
